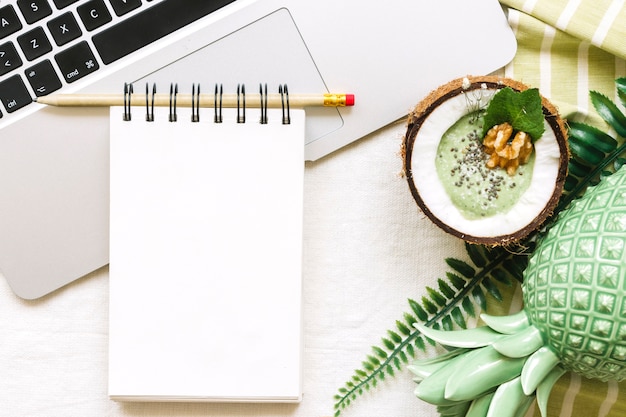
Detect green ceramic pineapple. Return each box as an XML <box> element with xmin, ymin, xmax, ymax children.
<box><xmin>409</xmin><ymin>165</ymin><xmax>626</xmax><ymax>417</ymax></box>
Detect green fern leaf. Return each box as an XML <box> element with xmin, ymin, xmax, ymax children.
<box><xmin>502</xmin><ymin>257</ymin><xmax>526</xmax><ymax>282</ymax></box>
<box><xmin>367</xmin><ymin>355</ymin><xmax>381</xmax><ymax>367</ymax></box>
<box><xmin>590</xmin><ymin>90</ymin><xmax>626</xmax><ymax>137</ymax></box>
<box><xmin>490</xmin><ymin>267</ymin><xmax>512</xmax><ymax>286</ymax></box>
<box><xmin>472</xmin><ymin>286</ymin><xmax>487</xmax><ymax>310</ymax></box>
<box><xmin>481</xmin><ymin>277</ymin><xmax>502</xmax><ymax>301</ymax></box>
<box><xmin>445</xmin><ymin>258</ymin><xmax>476</xmax><ymax>278</ymax></box>
<box><xmin>415</xmin><ymin>335</ymin><xmax>426</xmax><ymax>351</ymax></box>
<box><xmin>403</xmin><ymin>312</ymin><xmax>418</xmax><ymax>328</ymax></box>
<box><xmin>451</xmin><ymin>306</ymin><xmax>467</xmax><ymax>329</ymax></box>
<box><xmin>426</xmin><ymin>286</ymin><xmax>447</xmax><ymax>306</ymax></box>
<box><xmin>465</xmin><ymin>242</ymin><xmax>487</xmax><ymax>268</ymax></box>
<box><xmin>381</xmin><ymin>337</ymin><xmax>395</xmax><ymax>350</ymax></box>
<box><xmin>387</xmin><ymin>329</ymin><xmax>402</xmax><ymax>344</ymax></box>
<box><xmin>437</xmin><ymin>278</ymin><xmax>456</xmax><ymax>299</ymax></box>
<box><xmin>394</xmin><ymin>356</ymin><xmax>402</xmax><ymax>370</ymax></box>
<box><xmin>406</xmin><ymin>342</ymin><xmax>416</xmax><ymax>359</ymax></box>
<box><xmin>462</xmin><ymin>296</ymin><xmax>476</xmax><ymax>318</ymax></box>
<box><xmin>421</xmin><ymin>296</ymin><xmax>439</xmax><ymax>314</ymax></box>
<box><xmin>446</xmin><ymin>272</ymin><xmax>466</xmax><ymax>290</ymax></box>
<box><xmin>396</xmin><ymin>320</ymin><xmax>412</xmax><ymax>336</ymax></box>
<box><xmin>362</xmin><ymin>360</ymin><xmax>375</xmax><ymax>372</ymax></box>
<box><xmin>408</xmin><ymin>298</ymin><xmax>429</xmax><ymax>321</ymax></box>
<box><xmin>372</xmin><ymin>346</ymin><xmax>387</xmax><ymax>359</ymax></box>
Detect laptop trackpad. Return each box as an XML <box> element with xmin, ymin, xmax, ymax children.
<box><xmin>134</xmin><ymin>8</ymin><xmax>342</xmax><ymax>143</ymax></box>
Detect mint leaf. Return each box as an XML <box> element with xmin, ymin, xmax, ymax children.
<box><xmin>482</xmin><ymin>87</ymin><xmax>545</xmax><ymax>142</ymax></box>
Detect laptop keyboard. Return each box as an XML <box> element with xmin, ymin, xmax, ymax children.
<box><xmin>0</xmin><ymin>0</ymin><xmax>236</xmax><ymax>119</ymax></box>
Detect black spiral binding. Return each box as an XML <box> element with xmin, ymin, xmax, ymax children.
<box><xmin>237</xmin><ymin>83</ymin><xmax>246</xmax><ymax>124</ymax></box>
<box><xmin>279</xmin><ymin>84</ymin><xmax>290</xmax><ymax>125</ymax></box>
<box><xmin>145</xmin><ymin>83</ymin><xmax>156</xmax><ymax>122</ymax></box>
<box><xmin>123</xmin><ymin>82</ymin><xmax>133</xmax><ymax>121</ymax></box>
<box><xmin>214</xmin><ymin>83</ymin><xmax>223</xmax><ymax>123</ymax></box>
<box><xmin>169</xmin><ymin>83</ymin><xmax>178</xmax><ymax>122</ymax></box>
<box><xmin>123</xmin><ymin>82</ymin><xmax>291</xmax><ymax>124</ymax></box>
<box><xmin>191</xmin><ymin>83</ymin><xmax>200</xmax><ymax>123</ymax></box>
<box><xmin>259</xmin><ymin>83</ymin><xmax>268</xmax><ymax>124</ymax></box>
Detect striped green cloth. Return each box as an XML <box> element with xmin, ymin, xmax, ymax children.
<box><xmin>500</xmin><ymin>0</ymin><xmax>625</xmax><ymax>127</ymax></box>
<box><xmin>493</xmin><ymin>1</ymin><xmax>626</xmax><ymax>416</ymax></box>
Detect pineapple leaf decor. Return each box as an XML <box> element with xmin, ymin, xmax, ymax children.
<box><xmin>333</xmin><ymin>77</ymin><xmax>626</xmax><ymax>417</ymax></box>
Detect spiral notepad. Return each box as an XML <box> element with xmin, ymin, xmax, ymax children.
<box><xmin>108</xmin><ymin>84</ymin><xmax>304</xmax><ymax>402</ymax></box>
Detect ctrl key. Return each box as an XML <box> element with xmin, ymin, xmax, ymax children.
<box><xmin>0</xmin><ymin>75</ymin><xmax>32</xmax><ymax>114</ymax></box>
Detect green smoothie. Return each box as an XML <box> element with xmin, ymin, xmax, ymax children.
<box><xmin>435</xmin><ymin>112</ymin><xmax>535</xmax><ymax>220</ymax></box>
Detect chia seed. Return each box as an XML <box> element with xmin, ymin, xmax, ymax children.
<box><xmin>448</xmin><ymin>128</ymin><xmax>506</xmax><ymax>203</ymax></box>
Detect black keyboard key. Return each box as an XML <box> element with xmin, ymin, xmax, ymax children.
<box><xmin>17</xmin><ymin>0</ymin><xmax>53</xmax><ymax>24</ymax></box>
<box><xmin>93</xmin><ymin>0</ymin><xmax>237</xmax><ymax>65</ymax></box>
<box><xmin>25</xmin><ymin>59</ymin><xmax>62</xmax><ymax>96</ymax></box>
<box><xmin>17</xmin><ymin>27</ymin><xmax>53</xmax><ymax>61</ymax></box>
<box><xmin>109</xmin><ymin>0</ymin><xmax>142</xmax><ymax>16</ymax></box>
<box><xmin>47</xmin><ymin>12</ymin><xmax>82</xmax><ymax>46</ymax></box>
<box><xmin>0</xmin><ymin>6</ymin><xmax>23</xmax><ymax>39</ymax></box>
<box><xmin>0</xmin><ymin>75</ymin><xmax>32</xmax><ymax>113</ymax></box>
<box><xmin>54</xmin><ymin>41</ymin><xmax>99</xmax><ymax>83</ymax></box>
<box><xmin>0</xmin><ymin>42</ymin><xmax>23</xmax><ymax>76</ymax></box>
<box><xmin>77</xmin><ymin>0</ymin><xmax>112</xmax><ymax>31</ymax></box>
<box><xmin>53</xmin><ymin>0</ymin><xmax>80</xmax><ymax>8</ymax></box>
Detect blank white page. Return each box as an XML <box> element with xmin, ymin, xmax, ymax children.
<box><xmin>108</xmin><ymin>106</ymin><xmax>304</xmax><ymax>402</ymax></box>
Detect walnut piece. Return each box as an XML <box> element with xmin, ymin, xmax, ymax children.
<box><xmin>483</xmin><ymin>122</ymin><xmax>534</xmax><ymax>176</ymax></box>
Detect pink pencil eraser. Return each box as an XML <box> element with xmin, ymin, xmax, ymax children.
<box><xmin>345</xmin><ymin>94</ymin><xmax>355</xmax><ymax>106</ymax></box>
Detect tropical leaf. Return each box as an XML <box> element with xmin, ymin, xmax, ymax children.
<box><xmin>616</xmin><ymin>77</ymin><xmax>626</xmax><ymax>107</ymax></box>
<box><xmin>590</xmin><ymin>90</ymin><xmax>626</xmax><ymax>137</ymax></box>
<box><xmin>568</xmin><ymin>121</ymin><xmax>617</xmax><ymax>153</ymax></box>
<box><xmin>445</xmin><ymin>258</ymin><xmax>476</xmax><ymax>278</ymax></box>
<box><xmin>568</xmin><ymin>130</ymin><xmax>606</xmax><ymax>165</ymax></box>
<box><xmin>333</xmin><ymin>78</ymin><xmax>626</xmax><ymax>416</ymax></box>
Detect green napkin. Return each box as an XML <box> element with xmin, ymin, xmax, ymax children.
<box><xmin>501</xmin><ymin>0</ymin><xmax>624</xmax><ymax>126</ymax></box>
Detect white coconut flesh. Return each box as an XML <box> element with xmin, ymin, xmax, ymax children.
<box><xmin>410</xmin><ymin>89</ymin><xmax>562</xmax><ymax>239</ymax></box>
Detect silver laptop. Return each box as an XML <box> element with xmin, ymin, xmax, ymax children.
<box><xmin>0</xmin><ymin>0</ymin><xmax>516</xmax><ymax>299</ymax></box>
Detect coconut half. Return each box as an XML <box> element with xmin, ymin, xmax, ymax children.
<box><xmin>402</xmin><ymin>76</ymin><xmax>569</xmax><ymax>245</ymax></box>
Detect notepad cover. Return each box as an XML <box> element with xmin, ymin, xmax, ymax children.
<box><xmin>108</xmin><ymin>106</ymin><xmax>304</xmax><ymax>402</ymax></box>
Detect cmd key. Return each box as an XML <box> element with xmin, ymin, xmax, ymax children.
<box><xmin>54</xmin><ymin>41</ymin><xmax>99</xmax><ymax>83</ymax></box>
